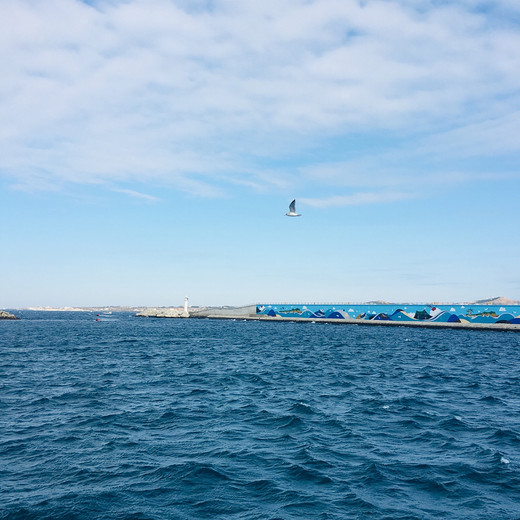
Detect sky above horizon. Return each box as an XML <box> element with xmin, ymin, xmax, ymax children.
<box><xmin>1</xmin><ymin>0</ymin><xmax>519</xmax><ymax>308</ymax></box>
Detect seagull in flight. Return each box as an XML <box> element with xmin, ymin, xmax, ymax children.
<box><xmin>285</xmin><ymin>199</ymin><xmax>301</xmax><ymax>217</ymax></box>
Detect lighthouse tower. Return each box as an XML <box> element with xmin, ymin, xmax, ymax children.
<box><xmin>183</xmin><ymin>296</ymin><xmax>189</xmax><ymax>316</ymax></box>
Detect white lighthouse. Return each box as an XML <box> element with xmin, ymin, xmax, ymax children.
<box><xmin>183</xmin><ymin>296</ymin><xmax>189</xmax><ymax>316</ymax></box>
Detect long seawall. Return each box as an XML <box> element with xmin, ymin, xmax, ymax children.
<box><xmin>196</xmin><ymin>313</ymin><xmax>520</xmax><ymax>331</ymax></box>
<box><xmin>190</xmin><ymin>303</ymin><xmax>520</xmax><ymax>332</ymax></box>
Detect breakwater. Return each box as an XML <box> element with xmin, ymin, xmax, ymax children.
<box><xmin>256</xmin><ymin>303</ymin><xmax>520</xmax><ymax>326</ymax></box>
<box><xmin>201</xmin><ymin>314</ymin><xmax>520</xmax><ymax>331</ymax></box>
<box><xmin>135</xmin><ymin>303</ymin><xmax>520</xmax><ymax>331</ymax></box>
<box><xmin>188</xmin><ymin>303</ymin><xmax>520</xmax><ymax>332</ymax></box>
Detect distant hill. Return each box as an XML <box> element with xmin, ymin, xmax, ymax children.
<box><xmin>470</xmin><ymin>296</ymin><xmax>520</xmax><ymax>305</ymax></box>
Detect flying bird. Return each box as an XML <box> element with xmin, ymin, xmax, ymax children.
<box><xmin>285</xmin><ymin>199</ymin><xmax>301</xmax><ymax>217</ymax></box>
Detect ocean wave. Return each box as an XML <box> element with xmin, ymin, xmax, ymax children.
<box><xmin>2</xmin><ymin>314</ymin><xmax>520</xmax><ymax>519</ymax></box>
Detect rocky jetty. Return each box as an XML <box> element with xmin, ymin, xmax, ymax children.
<box><xmin>0</xmin><ymin>310</ymin><xmax>19</xmax><ymax>320</ymax></box>
<box><xmin>136</xmin><ymin>307</ymin><xmax>189</xmax><ymax>318</ymax></box>
<box><xmin>135</xmin><ymin>305</ymin><xmax>257</xmax><ymax>319</ymax></box>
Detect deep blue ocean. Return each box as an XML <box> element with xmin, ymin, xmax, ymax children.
<box><xmin>1</xmin><ymin>312</ymin><xmax>520</xmax><ymax>520</ymax></box>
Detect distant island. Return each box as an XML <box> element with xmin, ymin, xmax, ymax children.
<box><xmin>470</xmin><ymin>296</ymin><xmax>520</xmax><ymax>305</ymax></box>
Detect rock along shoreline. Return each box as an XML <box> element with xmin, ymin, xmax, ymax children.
<box><xmin>0</xmin><ymin>310</ymin><xmax>19</xmax><ymax>320</ymax></box>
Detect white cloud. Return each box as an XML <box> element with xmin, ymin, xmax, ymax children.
<box><xmin>417</xmin><ymin>112</ymin><xmax>520</xmax><ymax>158</ymax></box>
<box><xmin>112</xmin><ymin>188</ymin><xmax>160</xmax><ymax>202</ymax></box>
<box><xmin>300</xmin><ymin>191</ymin><xmax>414</xmax><ymax>208</ymax></box>
<box><xmin>0</xmin><ymin>0</ymin><xmax>519</xmax><ymax>197</ymax></box>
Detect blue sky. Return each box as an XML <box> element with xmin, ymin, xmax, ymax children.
<box><xmin>1</xmin><ymin>0</ymin><xmax>519</xmax><ymax>308</ymax></box>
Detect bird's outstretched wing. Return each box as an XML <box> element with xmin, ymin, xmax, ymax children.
<box><xmin>285</xmin><ymin>199</ymin><xmax>301</xmax><ymax>216</ymax></box>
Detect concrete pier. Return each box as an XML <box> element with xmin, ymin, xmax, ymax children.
<box><xmin>193</xmin><ymin>313</ymin><xmax>520</xmax><ymax>332</ymax></box>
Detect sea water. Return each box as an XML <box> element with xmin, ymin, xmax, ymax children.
<box><xmin>1</xmin><ymin>312</ymin><xmax>520</xmax><ymax>519</ymax></box>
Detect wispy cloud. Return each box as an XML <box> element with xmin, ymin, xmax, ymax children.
<box><xmin>1</xmin><ymin>0</ymin><xmax>519</xmax><ymax>199</ymax></box>
<box><xmin>300</xmin><ymin>191</ymin><xmax>415</xmax><ymax>208</ymax></box>
<box><xmin>112</xmin><ymin>188</ymin><xmax>160</xmax><ymax>202</ymax></box>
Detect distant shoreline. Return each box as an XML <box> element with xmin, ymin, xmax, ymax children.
<box><xmin>9</xmin><ymin>296</ymin><xmax>520</xmax><ymax>313</ymax></box>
